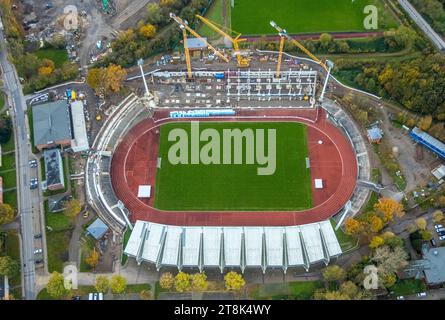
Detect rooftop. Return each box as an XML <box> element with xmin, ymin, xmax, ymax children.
<box><xmin>185</xmin><ymin>37</ymin><xmax>208</xmax><ymax>49</ymax></box>
<box><xmin>32</xmin><ymin>100</ymin><xmax>72</xmax><ymax>147</ymax></box>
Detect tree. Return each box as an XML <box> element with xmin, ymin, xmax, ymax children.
<box><xmin>0</xmin><ymin>115</ymin><xmax>13</xmax><ymax>144</ymax></box>
<box><xmin>64</xmin><ymin>199</ymin><xmax>82</xmax><ymax>219</ymax></box>
<box><xmin>374</xmin><ymin>198</ymin><xmax>404</xmax><ymax>222</ymax></box>
<box><xmin>322</xmin><ymin>265</ymin><xmax>346</xmax><ymax>284</ymax></box>
<box><xmin>110</xmin><ymin>275</ymin><xmax>127</xmax><ymax>294</ymax></box>
<box><xmin>191</xmin><ymin>272</ymin><xmax>208</xmax><ymax>291</ymax></box>
<box><xmin>0</xmin><ymin>203</ymin><xmax>15</xmax><ymax>225</ymax></box>
<box><xmin>369</xmin><ymin>236</ymin><xmax>385</xmax><ymax>249</ymax></box>
<box><xmin>0</xmin><ymin>256</ymin><xmax>19</xmax><ymax>278</ymax></box>
<box><xmin>49</xmin><ymin>33</ymin><xmax>66</xmax><ymax>49</ymax></box>
<box><xmin>38</xmin><ymin>58</ymin><xmax>55</xmax><ymax>76</ymax></box>
<box><xmin>224</xmin><ymin>271</ymin><xmax>245</xmax><ymax>291</ymax></box>
<box><xmin>105</xmin><ymin>64</ymin><xmax>127</xmax><ymax>94</ymax></box>
<box><xmin>146</xmin><ymin>3</ymin><xmax>162</xmax><ymax>25</ymax></box>
<box><xmin>95</xmin><ymin>276</ymin><xmax>110</xmax><ymax>293</ymax></box>
<box><xmin>372</xmin><ymin>245</ymin><xmax>409</xmax><ymax>282</ymax></box>
<box><xmin>433</xmin><ymin>210</ymin><xmax>444</xmax><ymax>223</ymax></box>
<box><xmin>159</xmin><ymin>272</ymin><xmax>175</xmax><ymax>290</ymax></box>
<box><xmin>344</xmin><ymin>218</ymin><xmax>361</xmax><ymax>236</ymax></box>
<box><xmin>415</xmin><ymin>218</ymin><xmax>427</xmax><ymax>230</ymax></box>
<box><xmin>174</xmin><ymin>271</ymin><xmax>191</xmax><ymax>292</ymax></box>
<box><xmin>86</xmin><ymin>68</ymin><xmax>106</xmax><ymax>95</ymax></box>
<box><xmin>139</xmin><ymin>24</ymin><xmax>156</xmax><ymax>39</ymax></box>
<box><xmin>418</xmin><ymin>115</ymin><xmax>433</xmax><ymax>131</ymax></box>
<box><xmin>46</xmin><ymin>271</ymin><xmax>68</xmax><ymax>299</ymax></box>
<box><xmin>85</xmin><ymin>248</ymin><xmax>100</xmax><ymax>269</ymax></box>
<box><xmin>382</xmin><ymin>273</ymin><xmax>397</xmax><ymax>288</ymax></box>
<box><xmin>319</xmin><ymin>33</ymin><xmax>333</xmax><ymax>47</ymax></box>
<box><xmin>439</xmin><ymin>196</ymin><xmax>445</xmax><ymax>207</ymax></box>
<box><xmin>139</xmin><ymin>289</ymin><xmax>152</xmax><ymax>300</ymax></box>
<box><xmin>420</xmin><ymin>229</ymin><xmax>433</xmax><ymax>241</ymax></box>
<box><xmin>369</xmin><ymin>215</ymin><xmax>384</xmax><ymax>233</ymax></box>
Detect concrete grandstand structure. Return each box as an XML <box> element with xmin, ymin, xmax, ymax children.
<box><xmin>86</xmin><ymin>61</ymin><xmax>372</xmax><ymax>273</ymax></box>
<box><xmin>124</xmin><ymin>220</ymin><xmax>342</xmax><ymax>273</ymax></box>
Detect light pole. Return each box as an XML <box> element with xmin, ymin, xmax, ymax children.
<box><xmin>138</xmin><ymin>58</ymin><xmax>150</xmax><ymax>97</ymax></box>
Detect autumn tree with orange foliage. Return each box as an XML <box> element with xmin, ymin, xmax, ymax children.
<box><xmin>85</xmin><ymin>248</ymin><xmax>100</xmax><ymax>269</ymax></box>
<box><xmin>368</xmin><ymin>215</ymin><xmax>384</xmax><ymax>233</ymax></box>
<box><xmin>374</xmin><ymin>198</ymin><xmax>404</xmax><ymax>223</ymax></box>
<box><xmin>344</xmin><ymin>218</ymin><xmax>361</xmax><ymax>236</ymax></box>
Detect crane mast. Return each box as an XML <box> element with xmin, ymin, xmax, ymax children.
<box><xmin>195</xmin><ymin>14</ymin><xmax>250</xmax><ymax>68</ymax></box>
<box><xmin>170</xmin><ymin>13</ymin><xmax>229</xmax><ymax>79</ymax></box>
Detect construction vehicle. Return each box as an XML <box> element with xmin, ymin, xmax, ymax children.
<box><xmin>269</xmin><ymin>21</ymin><xmax>334</xmax><ymax>104</ymax></box>
<box><xmin>170</xmin><ymin>13</ymin><xmax>229</xmax><ymax>80</ymax></box>
<box><xmin>195</xmin><ymin>14</ymin><xmax>250</xmax><ymax>68</ymax></box>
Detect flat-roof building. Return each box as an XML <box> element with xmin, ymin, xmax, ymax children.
<box><xmin>43</xmin><ymin>148</ymin><xmax>65</xmax><ymax>191</ymax></box>
<box><xmin>32</xmin><ymin>101</ymin><xmax>72</xmax><ymax>151</ymax></box>
<box><xmin>70</xmin><ymin>101</ymin><xmax>89</xmax><ymax>152</ymax></box>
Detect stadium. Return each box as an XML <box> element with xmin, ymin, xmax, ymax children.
<box><xmin>103</xmin><ymin>101</ymin><xmax>366</xmax><ymax>273</ymax></box>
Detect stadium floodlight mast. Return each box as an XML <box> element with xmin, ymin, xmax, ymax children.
<box><xmin>138</xmin><ymin>58</ymin><xmax>150</xmax><ymax>97</ymax></box>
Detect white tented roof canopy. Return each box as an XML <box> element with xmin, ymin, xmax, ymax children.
<box><xmin>124</xmin><ymin>220</ymin><xmax>343</xmax><ymax>272</ymax></box>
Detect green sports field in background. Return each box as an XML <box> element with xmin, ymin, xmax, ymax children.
<box><xmin>201</xmin><ymin>0</ymin><xmax>398</xmax><ymax>36</ymax></box>
<box><xmin>154</xmin><ymin>122</ymin><xmax>313</xmax><ymax>211</ymax></box>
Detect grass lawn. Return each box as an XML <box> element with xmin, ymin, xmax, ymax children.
<box><xmin>79</xmin><ymin>234</ymin><xmax>95</xmax><ymax>272</ymax></box>
<box><xmin>154</xmin><ymin>122</ymin><xmax>312</xmax><ymax>211</ymax></box>
<box><xmin>330</xmin><ymin>219</ymin><xmax>356</xmax><ymax>251</ymax></box>
<box><xmin>46</xmin><ymin>230</ymin><xmax>71</xmax><ymax>273</ymax></box>
<box><xmin>197</xmin><ymin>0</ymin><xmax>231</xmax><ymax>39</ymax></box>
<box><xmin>0</xmin><ymin>93</ymin><xmax>4</xmax><ymax>110</ymax></box>
<box><xmin>1</xmin><ymin>133</ymin><xmax>15</xmax><ymax>153</ymax></box>
<box><xmin>121</xmin><ymin>228</ymin><xmax>131</xmax><ymax>266</ymax></box>
<box><xmin>5</xmin><ymin>231</ymin><xmax>22</xmax><ymax>290</ymax></box>
<box><xmin>230</xmin><ymin>0</ymin><xmax>397</xmax><ymax>35</ymax></box>
<box><xmin>0</xmin><ymin>169</ymin><xmax>16</xmax><ymax>189</ymax></box>
<box><xmin>389</xmin><ymin>279</ymin><xmax>426</xmax><ymax>297</ymax></box>
<box><xmin>0</xmin><ymin>153</ymin><xmax>16</xmax><ymax>171</ymax></box>
<box><xmin>3</xmin><ymin>189</ymin><xmax>17</xmax><ymax>209</ymax></box>
<box><xmin>35</xmin><ymin>47</ymin><xmax>68</xmax><ymax>68</ymax></box>
<box><xmin>45</xmin><ymin>200</ymin><xmax>73</xmax><ymax>230</ymax></box>
<box><xmin>248</xmin><ymin>280</ymin><xmax>323</xmax><ymax>300</ymax></box>
<box><xmin>37</xmin><ymin>285</ymin><xmax>97</xmax><ymax>300</ymax></box>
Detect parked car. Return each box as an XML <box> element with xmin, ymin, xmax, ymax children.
<box><xmin>431</xmin><ymin>239</ymin><xmax>437</xmax><ymax>247</ymax></box>
<box><xmin>435</xmin><ymin>224</ymin><xmax>443</xmax><ymax>229</ymax></box>
<box><xmin>396</xmin><ymin>296</ymin><xmax>405</xmax><ymax>300</ymax></box>
<box><xmin>439</xmin><ymin>235</ymin><xmax>445</xmax><ymax>241</ymax></box>
<box><xmin>34</xmin><ymin>259</ymin><xmax>43</xmax><ymax>264</ymax></box>
<box><xmin>83</xmin><ymin>211</ymin><xmax>89</xmax><ymax>219</ymax></box>
<box><xmin>29</xmin><ymin>159</ymin><xmax>37</xmax><ymax>168</ymax></box>
<box><xmin>34</xmin><ymin>234</ymin><xmax>42</xmax><ymax>239</ymax></box>
<box><xmin>438</xmin><ymin>231</ymin><xmax>445</xmax><ymax>237</ymax></box>
<box><xmin>33</xmin><ymin>248</ymin><xmax>43</xmax><ymax>254</ymax></box>
<box><xmin>436</xmin><ymin>228</ymin><xmax>445</xmax><ymax>233</ymax></box>
<box><xmin>416</xmin><ymin>292</ymin><xmax>427</xmax><ymax>297</ymax></box>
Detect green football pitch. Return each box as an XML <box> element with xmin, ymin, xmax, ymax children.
<box><xmin>229</xmin><ymin>0</ymin><xmax>398</xmax><ymax>35</ymax></box>
<box><xmin>154</xmin><ymin>122</ymin><xmax>313</xmax><ymax>211</ymax></box>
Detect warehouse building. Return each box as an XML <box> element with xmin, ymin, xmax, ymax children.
<box><xmin>32</xmin><ymin>101</ymin><xmax>72</xmax><ymax>151</ymax></box>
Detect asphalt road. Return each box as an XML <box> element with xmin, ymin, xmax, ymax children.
<box><xmin>0</xmin><ymin>26</ymin><xmax>36</xmax><ymax>299</ymax></box>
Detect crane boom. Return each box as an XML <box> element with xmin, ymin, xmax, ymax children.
<box><xmin>182</xmin><ymin>29</ymin><xmax>192</xmax><ymax>80</ymax></box>
<box><xmin>170</xmin><ymin>13</ymin><xmax>229</xmax><ymax>63</ymax></box>
<box><xmin>195</xmin><ymin>14</ymin><xmax>249</xmax><ymax>67</ymax></box>
<box><xmin>270</xmin><ymin>21</ymin><xmax>327</xmax><ymax>70</ymax></box>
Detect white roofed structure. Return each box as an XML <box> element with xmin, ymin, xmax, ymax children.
<box><xmin>124</xmin><ymin>220</ymin><xmax>342</xmax><ymax>273</ymax></box>
<box><xmin>70</xmin><ymin>101</ymin><xmax>89</xmax><ymax>152</ymax></box>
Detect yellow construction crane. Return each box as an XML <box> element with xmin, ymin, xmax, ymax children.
<box><xmin>170</xmin><ymin>13</ymin><xmax>229</xmax><ymax>80</ymax></box>
<box><xmin>195</xmin><ymin>14</ymin><xmax>250</xmax><ymax>68</ymax></box>
<box><xmin>270</xmin><ymin>21</ymin><xmax>328</xmax><ymax>77</ymax></box>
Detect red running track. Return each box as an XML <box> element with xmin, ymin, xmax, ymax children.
<box><xmin>110</xmin><ymin>108</ymin><xmax>357</xmax><ymax>226</ymax></box>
